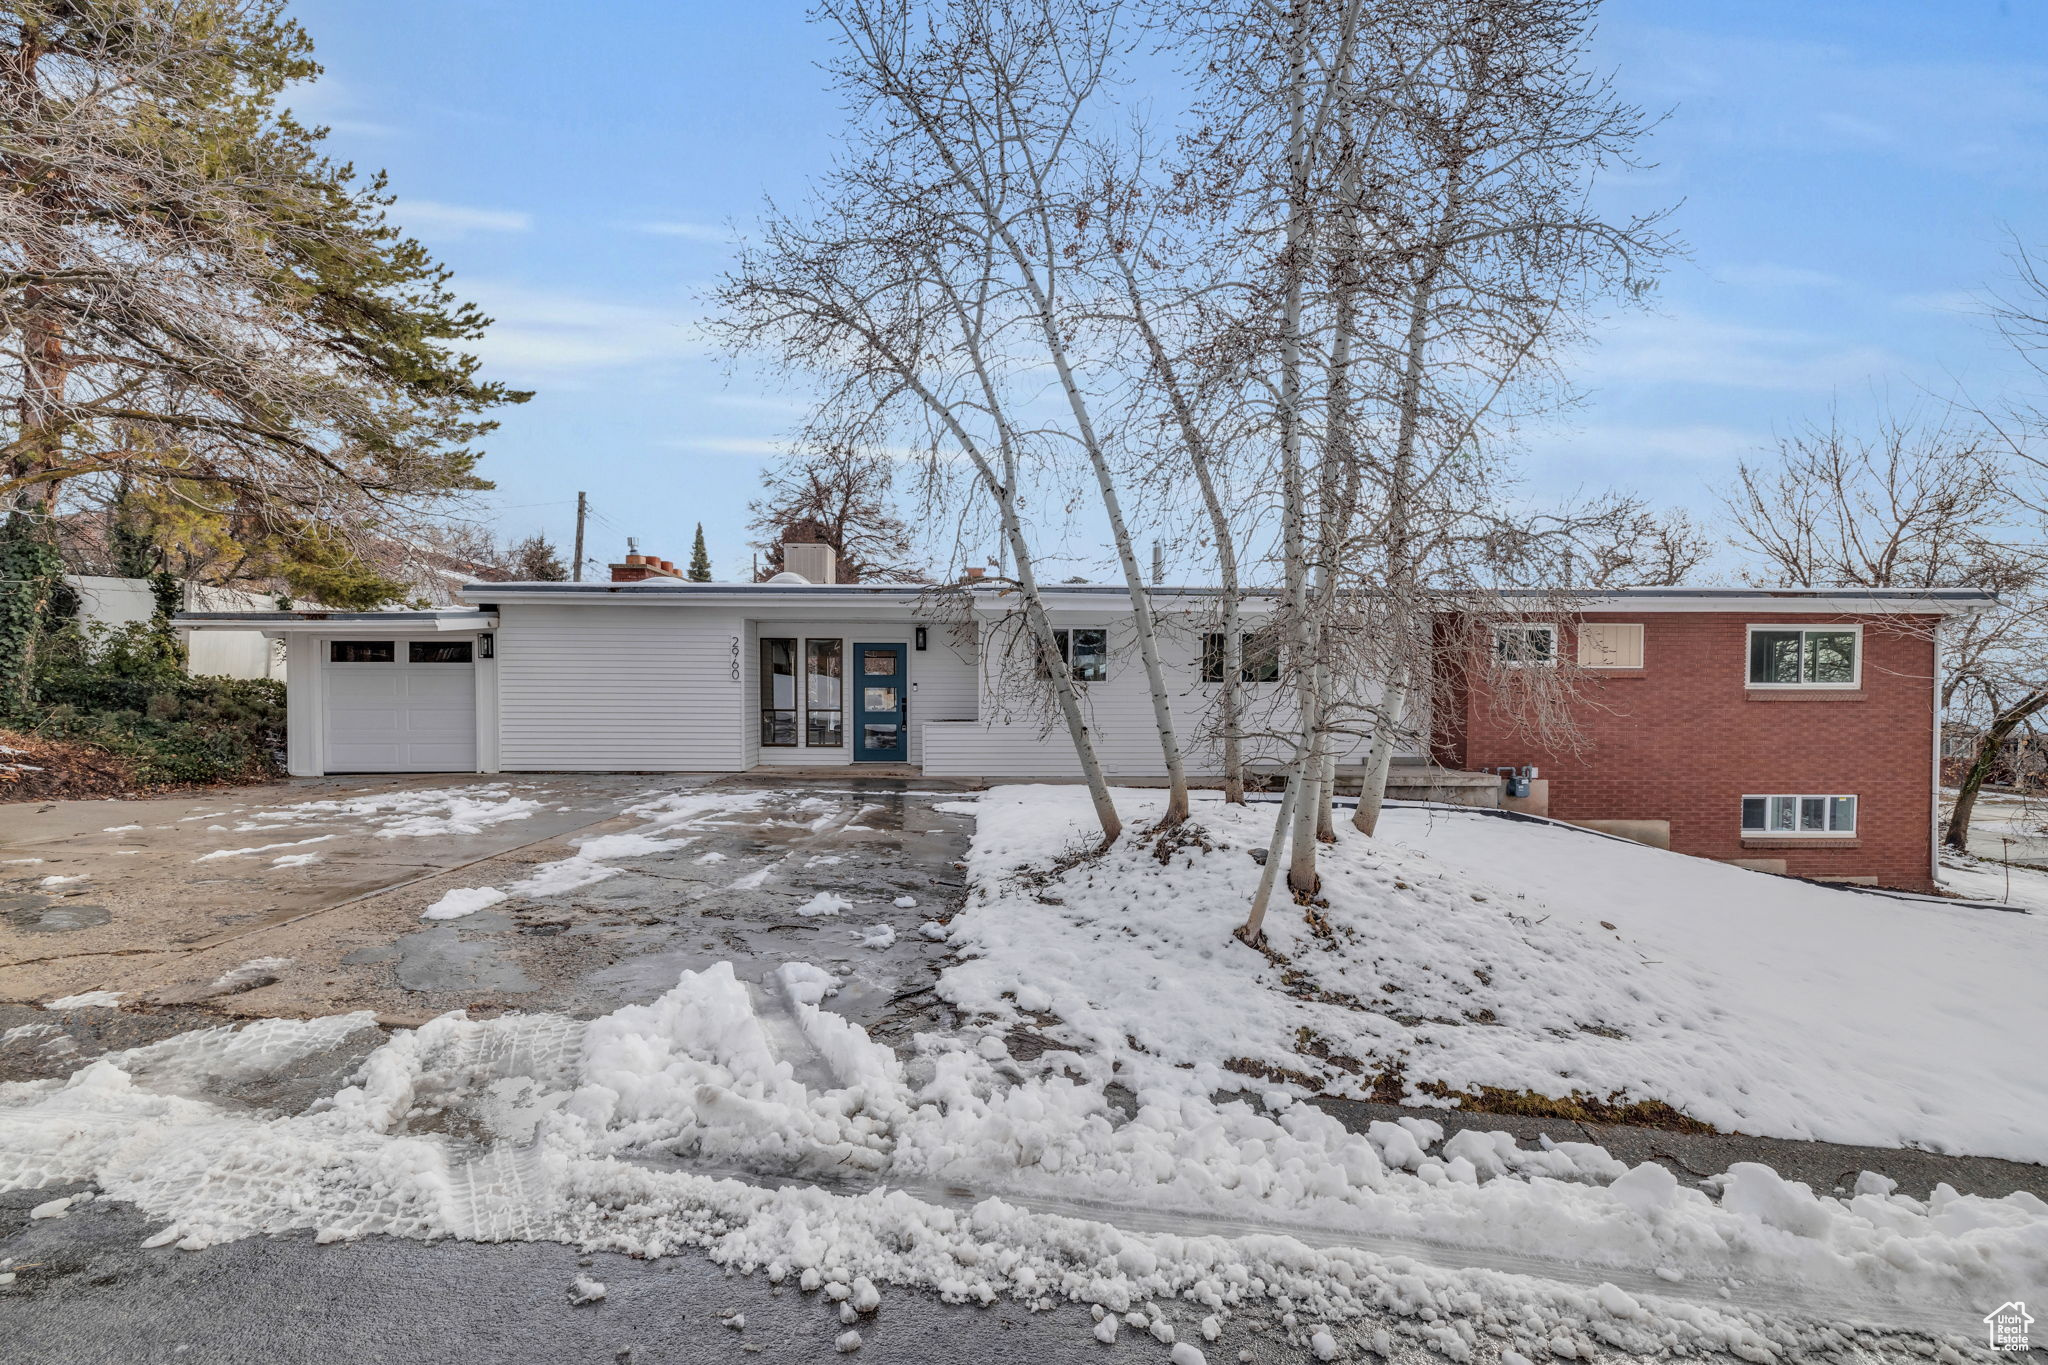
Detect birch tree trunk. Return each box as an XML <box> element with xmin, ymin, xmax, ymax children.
<box><xmin>1351</xmin><ymin>668</ymin><xmax>1409</xmax><ymax>836</ymax></box>
<box><xmin>1115</xmin><ymin>253</ymin><xmax>1247</xmax><ymax>802</ymax></box>
<box><xmin>1944</xmin><ymin>689</ymin><xmax>2048</xmax><ymax>854</ymax></box>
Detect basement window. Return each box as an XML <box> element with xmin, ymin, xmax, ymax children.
<box><xmin>1741</xmin><ymin>794</ymin><xmax>1857</xmax><ymax>836</ymax></box>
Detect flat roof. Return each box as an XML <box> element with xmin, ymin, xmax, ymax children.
<box><xmin>453</xmin><ymin>580</ymin><xmax>1998</xmax><ymax>613</ymax></box>
<box><xmin>174</xmin><ymin>609</ymin><xmax>496</xmax><ymax>634</ymax></box>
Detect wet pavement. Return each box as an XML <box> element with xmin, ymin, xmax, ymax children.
<box><xmin>0</xmin><ymin>1187</ymin><xmax>1374</xmax><ymax>1365</ymax></box>
<box><xmin>0</xmin><ymin>775</ymin><xmax>977</xmax><ymax>1036</ymax></box>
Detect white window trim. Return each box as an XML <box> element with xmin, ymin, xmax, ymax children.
<box><xmin>1744</xmin><ymin>623</ymin><xmax>1863</xmax><ymax>689</ymax></box>
<box><xmin>1740</xmin><ymin>793</ymin><xmax>1859</xmax><ymax>838</ymax></box>
<box><xmin>1492</xmin><ymin>622</ymin><xmax>1559</xmax><ymax>668</ymax></box>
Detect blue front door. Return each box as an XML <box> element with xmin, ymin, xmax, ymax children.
<box><xmin>852</xmin><ymin>642</ymin><xmax>908</xmax><ymax>762</ymax></box>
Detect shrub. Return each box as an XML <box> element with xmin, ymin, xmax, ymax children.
<box><xmin>26</xmin><ymin>620</ymin><xmax>285</xmax><ymax>789</ymax></box>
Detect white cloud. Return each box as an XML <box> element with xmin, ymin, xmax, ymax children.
<box><xmin>283</xmin><ymin>76</ymin><xmax>397</xmax><ymax>139</ymax></box>
<box><xmin>1714</xmin><ymin>263</ymin><xmax>1843</xmax><ymax>291</ymax></box>
<box><xmin>1894</xmin><ymin>288</ymin><xmax>1984</xmax><ymax>316</ymax></box>
<box><xmin>1577</xmin><ymin>310</ymin><xmax>1906</xmax><ymax>393</ymax></box>
<box><xmin>464</xmin><ymin>281</ymin><xmax>705</xmax><ymax>379</ymax></box>
<box><xmin>1618</xmin><ymin>27</ymin><xmax>2048</xmax><ymax>180</ymax></box>
<box><xmin>1526</xmin><ymin>421</ymin><xmax>1765</xmax><ymax>466</ymax></box>
<box><xmin>668</xmin><ymin>436</ymin><xmax>789</xmax><ymax>456</ymax></box>
<box><xmin>632</xmin><ymin>220</ymin><xmax>734</xmax><ymax>243</ymax></box>
<box><xmin>397</xmin><ymin>200</ymin><xmax>533</xmax><ymax>238</ymax></box>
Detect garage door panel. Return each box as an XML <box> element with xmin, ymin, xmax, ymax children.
<box><xmin>324</xmin><ymin>651</ymin><xmax>476</xmax><ymax>773</ymax></box>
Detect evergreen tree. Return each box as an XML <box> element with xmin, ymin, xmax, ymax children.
<box><xmin>688</xmin><ymin>523</ymin><xmax>713</xmax><ymax>581</ymax></box>
<box><xmin>510</xmin><ymin>533</ymin><xmax>568</xmax><ymax>581</ymax></box>
<box><xmin>0</xmin><ymin>0</ymin><xmax>526</xmax><ymax>710</ymax></box>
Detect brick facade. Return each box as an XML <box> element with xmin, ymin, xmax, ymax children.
<box><xmin>1434</xmin><ymin>612</ymin><xmax>1941</xmax><ymax>892</ymax></box>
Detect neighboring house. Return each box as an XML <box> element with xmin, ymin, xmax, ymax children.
<box><xmin>175</xmin><ymin>540</ymin><xmax>1993</xmax><ymax>893</ymax></box>
<box><xmin>69</xmin><ymin>575</ymin><xmax>286</xmax><ymax>682</ymax></box>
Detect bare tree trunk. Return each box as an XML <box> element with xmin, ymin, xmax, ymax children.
<box><xmin>1236</xmin><ymin>775</ymin><xmax>1297</xmax><ymax>946</ymax></box>
<box><xmin>1315</xmin><ymin>746</ymin><xmax>1338</xmax><ymax>842</ymax></box>
<box><xmin>1945</xmin><ymin>690</ymin><xmax>2048</xmax><ymax>853</ymax></box>
<box><xmin>1115</xmin><ymin>253</ymin><xmax>1247</xmax><ymax>802</ymax></box>
<box><xmin>1277</xmin><ymin>0</ymin><xmax>1321</xmax><ymax>897</ymax></box>
<box><xmin>1352</xmin><ymin>667</ymin><xmax>1410</xmax><ymax>836</ymax></box>
<box><xmin>1011</xmin><ymin>255</ymin><xmax>1191</xmax><ymax>827</ymax></box>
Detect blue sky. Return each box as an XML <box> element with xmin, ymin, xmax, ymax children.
<box><xmin>287</xmin><ymin>0</ymin><xmax>2048</xmax><ymax>580</ymax></box>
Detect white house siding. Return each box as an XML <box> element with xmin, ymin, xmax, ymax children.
<box><xmin>75</xmin><ymin>575</ymin><xmax>286</xmax><ymax>681</ymax></box>
<box><xmin>747</xmin><ymin>618</ymin><xmax>978</xmax><ymax>768</ymax></box>
<box><xmin>496</xmin><ymin>603</ymin><xmax>746</xmax><ymax>771</ymax></box>
<box><xmin>921</xmin><ymin>609</ymin><xmax>1421</xmax><ymax>779</ymax></box>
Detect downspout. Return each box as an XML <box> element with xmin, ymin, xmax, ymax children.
<box><xmin>1930</xmin><ymin>617</ymin><xmax>1943</xmax><ymax>891</ymax></box>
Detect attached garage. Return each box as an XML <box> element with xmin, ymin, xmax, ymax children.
<box><xmin>324</xmin><ymin>638</ymin><xmax>479</xmax><ymax>772</ymax></box>
<box><xmin>173</xmin><ymin>609</ymin><xmax>499</xmax><ymax>778</ymax></box>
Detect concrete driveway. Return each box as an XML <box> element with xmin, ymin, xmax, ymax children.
<box><xmin>0</xmin><ymin>773</ymin><xmax>975</xmax><ymax>1049</ymax></box>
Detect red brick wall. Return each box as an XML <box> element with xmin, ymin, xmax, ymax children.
<box><xmin>1437</xmin><ymin>613</ymin><xmax>1940</xmax><ymax>892</ymax></box>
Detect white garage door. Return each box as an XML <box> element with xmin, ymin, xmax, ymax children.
<box><xmin>324</xmin><ymin>638</ymin><xmax>478</xmax><ymax>773</ymax></box>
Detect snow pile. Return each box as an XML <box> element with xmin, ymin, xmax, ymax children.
<box><xmin>941</xmin><ymin>786</ymin><xmax>2048</xmax><ymax>1163</ymax></box>
<box><xmin>421</xmin><ymin>886</ymin><xmax>511</xmax><ymax>921</ymax></box>
<box><xmin>0</xmin><ymin>963</ymin><xmax>2040</xmax><ymax>1354</ymax></box>
<box><xmin>44</xmin><ymin>990</ymin><xmax>122</xmax><ymax>1009</ymax></box>
<box><xmin>225</xmin><ymin>785</ymin><xmax>547</xmax><ymax>840</ymax></box>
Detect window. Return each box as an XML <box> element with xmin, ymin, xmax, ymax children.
<box><xmin>1741</xmin><ymin>794</ymin><xmax>1857</xmax><ymax>837</ymax></box>
<box><xmin>1201</xmin><ymin>630</ymin><xmax>1282</xmax><ymax>683</ymax></box>
<box><xmin>1748</xmin><ymin>626</ymin><xmax>1859</xmax><ymax>687</ymax></box>
<box><xmin>1492</xmin><ymin>624</ymin><xmax>1557</xmax><ymax>667</ymax></box>
<box><xmin>805</xmin><ymin>639</ymin><xmax>843</xmax><ymax>747</ymax></box>
<box><xmin>408</xmin><ymin>640</ymin><xmax>473</xmax><ymax>664</ymax></box>
<box><xmin>329</xmin><ymin>640</ymin><xmax>395</xmax><ymax>663</ymax></box>
<box><xmin>1038</xmin><ymin>628</ymin><xmax>1109</xmax><ymax>682</ymax></box>
<box><xmin>759</xmin><ymin>637</ymin><xmax>797</xmax><ymax>746</ymax></box>
<box><xmin>1577</xmin><ymin>622</ymin><xmax>1643</xmax><ymax>669</ymax></box>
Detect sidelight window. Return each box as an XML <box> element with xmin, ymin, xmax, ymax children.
<box><xmin>760</xmin><ymin>637</ymin><xmax>798</xmax><ymax>746</ymax></box>
<box><xmin>805</xmin><ymin>639</ymin><xmax>844</xmax><ymax>747</ymax></box>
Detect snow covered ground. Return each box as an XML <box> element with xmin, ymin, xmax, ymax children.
<box><xmin>942</xmin><ymin>787</ymin><xmax>2048</xmax><ymax>1165</ymax></box>
<box><xmin>3</xmin><ymin>782</ymin><xmax>2043</xmax><ymax>1359</ymax></box>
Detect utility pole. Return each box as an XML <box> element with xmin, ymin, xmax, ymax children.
<box><xmin>572</xmin><ymin>491</ymin><xmax>587</xmax><ymax>582</ymax></box>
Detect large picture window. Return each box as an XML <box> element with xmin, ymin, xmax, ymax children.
<box><xmin>805</xmin><ymin>639</ymin><xmax>844</xmax><ymax>747</ymax></box>
<box><xmin>1741</xmin><ymin>794</ymin><xmax>1857</xmax><ymax>837</ymax></box>
<box><xmin>760</xmin><ymin>637</ymin><xmax>798</xmax><ymax>746</ymax></box>
<box><xmin>1200</xmin><ymin>630</ymin><xmax>1282</xmax><ymax>682</ymax></box>
<box><xmin>1747</xmin><ymin>626</ymin><xmax>1859</xmax><ymax>687</ymax></box>
<box><xmin>1037</xmin><ymin>628</ymin><xmax>1109</xmax><ymax>682</ymax></box>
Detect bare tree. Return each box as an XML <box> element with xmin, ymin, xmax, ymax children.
<box><xmin>748</xmin><ymin>443</ymin><xmax>923</xmax><ymax>582</ymax></box>
<box><xmin>1171</xmin><ymin>0</ymin><xmax>1673</xmax><ymax>895</ymax></box>
<box><xmin>711</xmin><ymin>111</ymin><xmax>1128</xmax><ymax>843</ymax></box>
<box><xmin>812</xmin><ymin>0</ymin><xmax>1196</xmax><ymax>827</ymax></box>
<box><xmin>1723</xmin><ymin>413</ymin><xmax>2047</xmax><ymax>854</ymax></box>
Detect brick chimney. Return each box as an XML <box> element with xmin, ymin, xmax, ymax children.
<box><xmin>779</xmin><ymin>520</ymin><xmax>838</xmax><ymax>585</ymax></box>
<box><xmin>609</xmin><ymin>551</ymin><xmax>684</xmax><ymax>583</ymax></box>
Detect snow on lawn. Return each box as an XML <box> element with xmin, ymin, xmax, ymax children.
<box><xmin>2</xmin><ymin>963</ymin><xmax>2040</xmax><ymax>1355</ymax></box>
<box><xmin>940</xmin><ymin>787</ymin><xmax>2048</xmax><ymax>1164</ymax></box>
